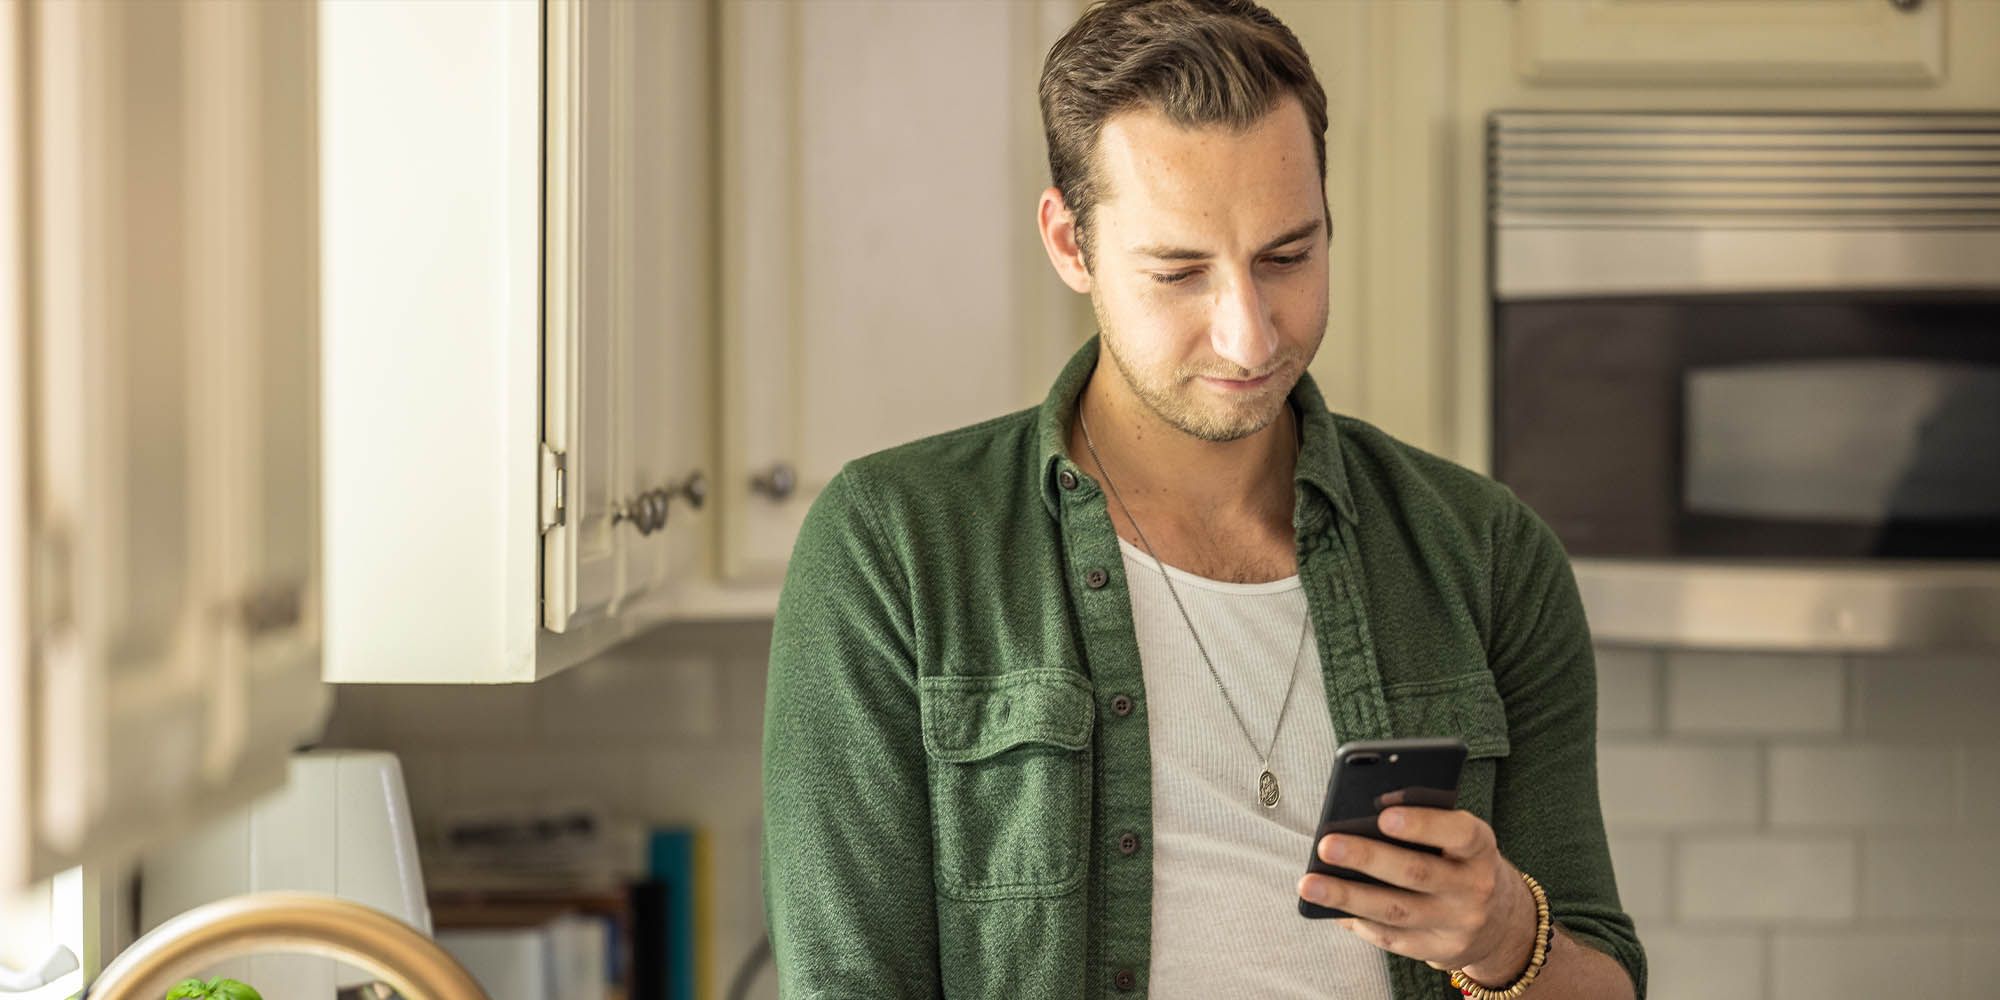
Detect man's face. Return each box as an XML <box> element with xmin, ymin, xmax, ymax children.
<box><xmin>1080</xmin><ymin>95</ymin><xmax>1328</xmax><ymax>443</ymax></box>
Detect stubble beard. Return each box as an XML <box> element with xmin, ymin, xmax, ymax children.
<box><xmin>1093</xmin><ymin>298</ymin><xmax>1308</xmax><ymax>445</ymax></box>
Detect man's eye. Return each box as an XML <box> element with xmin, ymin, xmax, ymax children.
<box><xmin>1151</xmin><ymin>270</ymin><xmax>1198</xmax><ymax>286</ymax></box>
<box><xmin>1268</xmin><ymin>252</ymin><xmax>1311</xmax><ymax>268</ymax></box>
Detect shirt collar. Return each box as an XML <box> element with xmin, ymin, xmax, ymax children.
<box><xmin>1034</xmin><ymin>335</ymin><xmax>1359</xmax><ymax>528</ymax></box>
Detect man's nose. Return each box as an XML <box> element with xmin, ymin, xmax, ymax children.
<box><xmin>1209</xmin><ymin>272</ymin><xmax>1278</xmax><ymax>374</ymax></box>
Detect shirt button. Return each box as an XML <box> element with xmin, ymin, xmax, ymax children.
<box><xmin>1118</xmin><ymin>832</ymin><xmax>1141</xmax><ymax>856</ymax></box>
<box><xmin>1085</xmin><ymin>567</ymin><xmax>1110</xmax><ymax>589</ymax></box>
<box><xmin>1114</xmin><ymin>968</ymin><xmax>1137</xmax><ymax>992</ymax></box>
<box><xmin>1058</xmin><ymin>468</ymin><xmax>1080</xmax><ymax>491</ymax></box>
<box><xmin>1109</xmin><ymin>694</ymin><xmax>1134</xmax><ymax>717</ymax></box>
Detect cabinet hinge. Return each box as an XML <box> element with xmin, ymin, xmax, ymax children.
<box><xmin>540</xmin><ymin>443</ymin><xmax>567</xmax><ymax>532</ymax></box>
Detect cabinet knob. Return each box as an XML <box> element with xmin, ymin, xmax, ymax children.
<box><xmin>613</xmin><ymin>490</ymin><xmax>665</xmax><ymax>535</ymax></box>
<box><xmin>1888</xmin><ymin>0</ymin><xmax>1922</xmax><ymax>10</ymax></box>
<box><xmin>613</xmin><ymin>472</ymin><xmax>707</xmax><ymax>536</ymax></box>
<box><xmin>676</xmin><ymin>470</ymin><xmax>707</xmax><ymax>511</ymax></box>
<box><xmin>643</xmin><ymin>490</ymin><xmax>670</xmax><ymax>534</ymax></box>
<box><xmin>750</xmin><ymin>462</ymin><xmax>796</xmax><ymax>502</ymax></box>
<box><xmin>224</xmin><ymin>581</ymin><xmax>304</xmax><ymax>637</ymax></box>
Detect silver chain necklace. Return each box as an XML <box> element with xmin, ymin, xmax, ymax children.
<box><xmin>1078</xmin><ymin>407</ymin><xmax>1310</xmax><ymax>810</ymax></box>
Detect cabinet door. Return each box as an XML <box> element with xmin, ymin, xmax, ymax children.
<box><xmin>220</xmin><ymin>0</ymin><xmax>327</xmax><ymax>818</ymax></box>
<box><xmin>0</xmin><ymin>0</ymin><xmax>32</xmax><ymax>897</ymax></box>
<box><xmin>1513</xmin><ymin>0</ymin><xmax>1945</xmax><ymax>85</ymax></box>
<box><xmin>2</xmin><ymin>0</ymin><xmax>325</xmax><ymax>890</ymax></box>
<box><xmin>620</xmin><ymin>0</ymin><xmax>715</xmax><ymax>618</ymax></box>
<box><xmin>543</xmin><ymin>0</ymin><xmax>714</xmax><ymax>632</ymax></box>
<box><xmin>717</xmin><ymin>0</ymin><xmax>1087</xmax><ymax>585</ymax></box>
<box><xmin>317</xmin><ymin>0</ymin><xmax>543</xmax><ymax>683</ymax></box>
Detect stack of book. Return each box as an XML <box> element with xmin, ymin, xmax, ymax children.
<box><xmin>427</xmin><ymin>819</ymin><xmax>713</xmax><ymax>1000</ymax></box>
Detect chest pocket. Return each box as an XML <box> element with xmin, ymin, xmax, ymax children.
<box><xmin>1381</xmin><ymin>671</ymin><xmax>1512</xmax><ymax>822</ymax></box>
<box><xmin>920</xmin><ymin>668</ymin><xmax>1095</xmax><ymax>901</ymax></box>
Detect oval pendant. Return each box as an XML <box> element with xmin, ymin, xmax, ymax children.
<box><xmin>1258</xmin><ymin>769</ymin><xmax>1280</xmax><ymax>809</ymax></box>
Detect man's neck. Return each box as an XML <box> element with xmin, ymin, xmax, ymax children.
<box><xmin>1068</xmin><ymin>362</ymin><xmax>1299</xmax><ymax>531</ymax></box>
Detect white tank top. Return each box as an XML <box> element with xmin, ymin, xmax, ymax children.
<box><xmin>1121</xmin><ymin>536</ymin><xmax>1394</xmax><ymax>1000</ymax></box>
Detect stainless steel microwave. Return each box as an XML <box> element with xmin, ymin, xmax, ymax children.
<box><xmin>1489</xmin><ymin>111</ymin><xmax>2000</xmax><ymax>652</ymax></box>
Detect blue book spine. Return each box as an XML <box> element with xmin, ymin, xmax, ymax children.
<box><xmin>648</xmin><ymin>829</ymin><xmax>696</xmax><ymax>1000</ymax></box>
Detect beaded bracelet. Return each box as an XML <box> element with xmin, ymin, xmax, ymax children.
<box><xmin>1449</xmin><ymin>870</ymin><xmax>1551</xmax><ymax>1000</ymax></box>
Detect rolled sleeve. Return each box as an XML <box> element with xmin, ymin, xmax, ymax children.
<box><xmin>1486</xmin><ymin>497</ymin><xmax>1648</xmax><ymax>999</ymax></box>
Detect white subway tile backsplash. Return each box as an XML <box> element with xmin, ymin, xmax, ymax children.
<box><xmin>1959</xmin><ymin>928</ymin><xmax>2000</xmax><ymax>996</ymax></box>
<box><xmin>637</xmin><ymin>746</ymin><xmax>765</xmax><ymax>828</ymax></box>
<box><xmin>391</xmin><ymin>748</ymin><xmax>456</xmax><ymax>833</ymax></box>
<box><xmin>317</xmin><ymin>685</ymin><xmax>387</xmax><ymax>747</ymax></box>
<box><xmin>323</xmin><ymin>681</ymin><xmax>539</xmax><ymax>747</ymax></box>
<box><xmin>1635</xmin><ymin>924</ymin><xmax>1764</xmax><ymax>1000</ymax></box>
<box><xmin>1594</xmin><ymin>646</ymin><xmax>1661</xmax><ymax>735</ymax></box>
<box><xmin>535</xmin><ymin>647</ymin><xmax>723</xmax><ymax>745</ymax></box>
<box><xmin>1607</xmin><ymin>834</ymin><xmax>1672</xmax><ymax>920</ymax></box>
<box><xmin>1597</xmin><ymin>743</ymin><xmax>1761</xmax><ymax>829</ymax></box>
<box><xmin>1768</xmin><ymin>745</ymin><xmax>1956</xmax><ymax>828</ymax></box>
<box><xmin>615</xmin><ymin>619</ymin><xmax>774</xmax><ymax>738</ymax></box>
<box><xmin>1772</xmin><ymin>931</ymin><xmax>1954</xmax><ymax>1000</ymax></box>
<box><xmin>1964</xmin><ymin>747</ymin><xmax>2000</xmax><ymax>827</ymax></box>
<box><xmin>444</xmin><ymin>748</ymin><xmax>645</xmax><ymax>821</ymax></box>
<box><xmin>1861</xmin><ymin>835</ymin><xmax>2000</xmax><ymax>921</ymax></box>
<box><xmin>717</xmin><ymin>643</ymin><xmax>774</xmax><ymax>732</ymax></box>
<box><xmin>1678</xmin><ymin>837</ymin><xmax>1857</xmax><ymax>922</ymax></box>
<box><xmin>1851</xmin><ymin>653</ymin><xmax>2000</xmax><ymax>740</ymax></box>
<box><xmin>1664</xmin><ymin>652</ymin><xmax>1843</xmax><ymax>736</ymax></box>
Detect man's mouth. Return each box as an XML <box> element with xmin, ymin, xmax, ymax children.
<box><xmin>1198</xmin><ymin>370</ymin><xmax>1277</xmax><ymax>391</ymax></box>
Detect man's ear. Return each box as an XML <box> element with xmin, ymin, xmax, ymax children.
<box><xmin>1038</xmin><ymin>187</ymin><xmax>1093</xmax><ymax>294</ymax></box>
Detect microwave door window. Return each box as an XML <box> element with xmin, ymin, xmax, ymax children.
<box><xmin>1683</xmin><ymin>360</ymin><xmax>2000</xmax><ymax>558</ymax></box>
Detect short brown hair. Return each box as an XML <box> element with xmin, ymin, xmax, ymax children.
<box><xmin>1038</xmin><ymin>0</ymin><xmax>1329</xmax><ymax>268</ymax></box>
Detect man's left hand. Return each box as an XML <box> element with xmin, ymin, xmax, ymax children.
<box><xmin>1295</xmin><ymin>806</ymin><xmax>1537</xmax><ymax>983</ymax></box>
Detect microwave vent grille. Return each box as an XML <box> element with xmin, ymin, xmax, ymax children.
<box><xmin>1492</xmin><ymin>111</ymin><xmax>2000</xmax><ymax>230</ymax></box>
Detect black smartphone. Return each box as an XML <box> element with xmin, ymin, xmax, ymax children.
<box><xmin>1298</xmin><ymin>736</ymin><xmax>1468</xmax><ymax>919</ymax></box>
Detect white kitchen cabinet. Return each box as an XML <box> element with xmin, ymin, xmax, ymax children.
<box><xmin>543</xmin><ymin>0</ymin><xmax>715</xmax><ymax>635</ymax></box>
<box><xmin>711</xmin><ymin>0</ymin><xmax>1091</xmax><ymax>589</ymax></box>
<box><xmin>1511</xmin><ymin>0</ymin><xmax>1945</xmax><ymax>86</ymax></box>
<box><xmin>320</xmin><ymin>0</ymin><xmax>713</xmax><ymax>682</ymax></box>
<box><xmin>1</xmin><ymin>0</ymin><xmax>327</xmax><ymax>890</ymax></box>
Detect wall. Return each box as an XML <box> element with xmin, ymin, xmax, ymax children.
<box><xmin>1596</xmin><ymin>644</ymin><xmax>2000</xmax><ymax>999</ymax></box>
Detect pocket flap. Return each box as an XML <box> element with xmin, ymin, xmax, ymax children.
<box><xmin>920</xmin><ymin>669</ymin><xmax>1095</xmax><ymax>763</ymax></box>
<box><xmin>1382</xmin><ymin>672</ymin><xmax>1513</xmax><ymax>759</ymax></box>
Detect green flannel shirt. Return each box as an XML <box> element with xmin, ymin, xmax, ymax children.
<box><xmin>762</xmin><ymin>336</ymin><xmax>1645</xmax><ymax>1000</ymax></box>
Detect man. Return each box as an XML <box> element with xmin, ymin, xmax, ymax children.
<box><xmin>762</xmin><ymin>2</ymin><xmax>1645</xmax><ymax>998</ymax></box>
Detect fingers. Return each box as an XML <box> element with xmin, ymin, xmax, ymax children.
<box><xmin>1336</xmin><ymin>916</ymin><xmax>1412</xmax><ymax>958</ymax></box>
<box><xmin>1305</xmin><ymin>810</ymin><xmax>1518</xmax><ymax>972</ymax></box>
<box><xmin>1316</xmin><ymin>829</ymin><xmax>1453</xmax><ymax>893</ymax></box>
<box><xmin>1376</xmin><ymin>806</ymin><xmax>1492</xmax><ymax>861</ymax></box>
<box><xmin>1296</xmin><ymin>873</ymin><xmax>1434</xmax><ymax>929</ymax></box>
